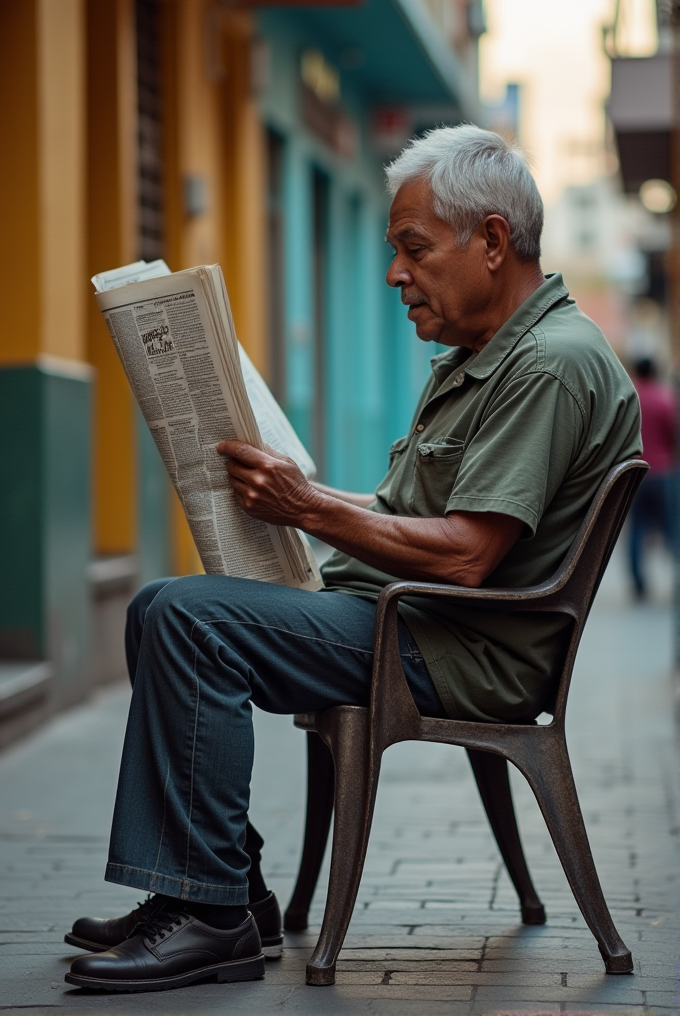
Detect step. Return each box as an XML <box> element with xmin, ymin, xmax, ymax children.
<box><xmin>0</xmin><ymin>661</ymin><xmax>53</xmax><ymax>725</ymax></box>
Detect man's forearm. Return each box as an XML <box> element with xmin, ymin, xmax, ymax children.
<box><xmin>299</xmin><ymin>494</ymin><xmax>512</xmax><ymax>586</ymax></box>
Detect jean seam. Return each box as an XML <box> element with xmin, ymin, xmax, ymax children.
<box><xmin>201</xmin><ymin>618</ymin><xmax>376</xmax><ymax>656</ymax></box>
<box><xmin>154</xmin><ymin>758</ymin><xmax>171</xmax><ymax>871</ymax></box>
<box><xmin>202</xmin><ymin>617</ymin><xmax>420</xmax><ymax>662</ymax></box>
<box><xmin>185</xmin><ymin>618</ymin><xmax>202</xmax><ymax>879</ymax></box>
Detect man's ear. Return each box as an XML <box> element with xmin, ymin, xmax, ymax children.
<box><xmin>480</xmin><ymin>214</ymin><xmax>511</xmax><ymax>272</ymax></box>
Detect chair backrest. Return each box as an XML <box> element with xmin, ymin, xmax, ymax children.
<box><xmin>540</xmin><ymin>458</ymin><xmax>648</xmax><ymax>722</ymax></box>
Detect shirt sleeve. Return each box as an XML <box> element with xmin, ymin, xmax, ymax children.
<box><xmin>446</xmin><ymin>370</ymin><xmax>584</xmax><ymax>535</ymax></box>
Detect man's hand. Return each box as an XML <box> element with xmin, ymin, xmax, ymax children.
<box><xmin>217</xmin><ymin>440</ymin><xmax>325</xmax><ymax>527</ymax></box>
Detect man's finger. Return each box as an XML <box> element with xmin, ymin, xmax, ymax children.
<box><xmin>216</xmin><ymin>440</ymin><xmax>266</xmax><ymax>464</ymax></box>
<box><xmin>228</xmin><ymin>477</ymin><xmax>249</xmax><ymax>498</ymax></box>
<box><xmin>224</xmin><ymin>459</ymin><xmax>253</xmax><ymax>481</ymax></box>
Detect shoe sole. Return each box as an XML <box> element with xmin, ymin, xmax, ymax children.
<box><xmin>64</xmin><ymin>953</ymin><xmax>265</xmax><ymax>992</ymax></box>
<box><xmin>65</xmin><ymin>932</ymin><xmax>283</xmax><ymax>961</ymax></box>
<box><xmin>262</xmin><ymin>937</ymin><xmax>283</xmax><ymax>960</ymax></box>
<box><xmin>64</xmin><ymin>933</ymin><xmax>109</xmax><ymax>953</ymax></box>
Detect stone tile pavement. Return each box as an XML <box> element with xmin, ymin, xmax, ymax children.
<box><xmin>0</xmin><ymin>549</ymin><xmax>678</xmax><ymax>1014</ymax></box>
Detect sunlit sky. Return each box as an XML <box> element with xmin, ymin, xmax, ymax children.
<box><xmin>479</xmin><ymin>0</ymin><xmax>658</xmax><ymax>205</ymax></box>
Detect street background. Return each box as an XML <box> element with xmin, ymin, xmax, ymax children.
<box><xmin>1</xmin><ymin>1</ymin><xmax>680</xmax><ymax>1013</ymax></box>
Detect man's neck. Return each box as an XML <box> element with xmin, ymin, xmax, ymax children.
<box><xmin>463</xmin><ymin>264</ymin><xmax>546</xmax><ymax>352</ymax></box>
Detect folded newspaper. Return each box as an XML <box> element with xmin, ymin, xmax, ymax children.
<box><xmin>92</xmin><ymin>260</ymin><xmax>323</xmax><ymax>590</ymax></box>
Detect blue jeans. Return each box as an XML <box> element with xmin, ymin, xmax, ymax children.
<box><xmin>106</xmin><ymin>575</ymin><xmax>445</xmax><ymax>905</ymax></box>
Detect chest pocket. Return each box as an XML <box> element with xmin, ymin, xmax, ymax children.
<box><xmin>410</xmin><ymin>437</ymin><xmax>465</xmax><ymax>515</ymax></box>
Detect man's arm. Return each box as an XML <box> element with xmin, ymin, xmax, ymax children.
<box><xmin>218</xmin><ymin>441</ymin><xmax>522</xmax><ymax>587</ymax></box>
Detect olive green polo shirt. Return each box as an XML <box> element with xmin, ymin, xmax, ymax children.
<box><xmin>321</xmin><ymin>274</ymin><xmax>642</xmax><ymax>722</ymax></box>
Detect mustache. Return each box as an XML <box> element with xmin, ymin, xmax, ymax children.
<box><xmin>401</xmin><ymin>292</ymin><xmax>428</xmax><ymax>307</ymax></box>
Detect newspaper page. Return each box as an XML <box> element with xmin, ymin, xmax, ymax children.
<box><xmin>93</xmin><ymin>261</ymin><xmax>316</xmax><ymax>479</ymax></box>
<box><xmin>93</xmin><ymin>263</ymin><xmax>322</xmax><ymax>590</ymax></box>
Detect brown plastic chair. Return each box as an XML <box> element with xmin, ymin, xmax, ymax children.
<box><xmin>284</xmin><ymin>458</ymin><xmax>648</xmax><ymax>985</ymax></box>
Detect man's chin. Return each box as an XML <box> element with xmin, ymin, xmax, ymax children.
<box><xmin>406</xmin><ymin>307</ymin><xmax>442</xmax><ymax>343</ymax></box>
<box><xmin>413</xmin><ymin>323</ymin><xmax>439</xmax><ymax>343</ymax></box>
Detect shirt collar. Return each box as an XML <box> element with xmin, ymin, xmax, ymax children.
<box><xmin>429</xmin><ymin>273</ymin><xmax>569</xmax><ymax>383</ymax></box>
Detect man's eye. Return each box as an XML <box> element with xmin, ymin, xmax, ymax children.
<box><xmin>407</xmin><ymin>246</ymin><xmax>425</xmax><ymax>256</ymax></box>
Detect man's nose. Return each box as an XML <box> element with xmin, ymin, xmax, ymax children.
<box><xmin>386</xmin><ymin>256</ymin><xmax>413</xmax><ymax>289</ymax></box>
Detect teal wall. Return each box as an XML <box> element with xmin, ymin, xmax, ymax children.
<box><xmin>258</xmin><ymin>9</ymin><xmax>438</xmax><ymax>493</ymax></box>
<box><xmin>0</xmin><ymin>362</ymin><xmax>92</xmax><ymax>706</ymax></box>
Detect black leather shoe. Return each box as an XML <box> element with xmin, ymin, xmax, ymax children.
<box><xmin>65</xmin><ymin>894</ymin><xmax>168</xmax><ymax>953</ymax></box>
<box><xmin>64</xmin><ymin>910</ymin><xmax>264</xmax><ymax>993</ymax></box>
<box><xmin>247</xmin><ymin>893</ymin><xmax>283</xmax><ymax>959</ymax></box>
<box><xmin>65</xmin><ymin>891</ymin><xmax>283</xmax><ymax>960</ymax></box>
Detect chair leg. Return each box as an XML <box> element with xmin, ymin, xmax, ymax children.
<box><xmin>305</xmin><ymin>707</ymin><xmax>379</xmax><ymax>986</ymax></box>
<box><xmin>512</xmin><ymin>732</ymin><xmax>633</xmax><ymax>974</ymax></box>
<box><xmin>284</xmin><ymin>732</ymin><xmax>335</xmax><ymax>932</ymax></box>
<box><xmin>467</xmin><ymin>748</ymin><xmax>546</xmax><ymax>925</ymax></box>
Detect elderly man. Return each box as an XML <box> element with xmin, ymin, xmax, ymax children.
<box><xmin>65</xmin><ymin>126</ymin><xmax>641</xmax><ymax>993</ymax></box>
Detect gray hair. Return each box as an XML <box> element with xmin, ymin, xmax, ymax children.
<box><xmin>385</xmin><ymin>125</ymin><xmax>543</xmax><ymax>262</ymax></box>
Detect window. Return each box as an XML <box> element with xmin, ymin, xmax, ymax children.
<box><xmin>136</xmin><ymin>0</ymin><xmax>165</xmax><ymax>261</ymax></box>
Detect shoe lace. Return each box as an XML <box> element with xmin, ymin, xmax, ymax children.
<box><xmin>134</xmin><ymin>894</ymin><xmax>161</xmax><ymax>919</ymax></box>
<box><xmin>136</xmin><ymin>908</ymin><xmax>186</xmax><ymax>944</ymax></box>
<box><xmin>124</xmin><ymin>894</ymin><xmax>164</xmax><ymax>939</ymax></box>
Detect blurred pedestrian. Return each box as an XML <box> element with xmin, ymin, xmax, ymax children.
<box><xmin>628</xmin><ymin>357</ymin><xmax>676</xmax><ymax>599</ymax></box>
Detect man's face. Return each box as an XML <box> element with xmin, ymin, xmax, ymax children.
<box><xmin>385</xmin><ymin>177</ymin><xmax>491</xmax><ymax>348</ymax></box>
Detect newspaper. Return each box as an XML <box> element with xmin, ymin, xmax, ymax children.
<box><xmin>92</xmin><ymin>261</ymin><xmax>322</xmax><ymax>590</ymax></box>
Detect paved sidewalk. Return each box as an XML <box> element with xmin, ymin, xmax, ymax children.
<box><xmin>1</xmin><ymin>551</ymin><xmax>679</xmax><ymax>1015</ymax></box>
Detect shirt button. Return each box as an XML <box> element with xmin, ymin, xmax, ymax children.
<box><xmin>415</xmin><ymin>424</ymin><xmax>425</xmax><ymax>432</ymax></box>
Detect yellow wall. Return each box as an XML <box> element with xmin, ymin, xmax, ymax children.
<box><xmin>0</xmin><ymin>0</ymin><xmax>86</xmax><ymax>366</ymax></box>
<box><xmin>39</xmin><ymin>0</ymin><xmax>87</xmax><ymax>363</ymax></box>
<box><xmin>86</xmin><ymin>0</ymin><xmax>138</xmax><ymax>555</ymax></box>
<box><xmin>161</xmin><ymin>0</ymin><xmax>268</xmax><ymax>574</ymax></box>
<box><xmin>162</xmin><ymin>2</ymin><xmax>267</xmax><ymax>366</ymax></box>
<box><xmin>220</xmin><ymin>12</ymin><xmax>268</xmax><ymax>379</ymax></box>
<box><xmin>162</xmin><ymin>0</ymin><xmax>211</xmax><ymax>575</ymax></box>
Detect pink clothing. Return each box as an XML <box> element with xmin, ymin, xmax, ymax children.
<box><xmin>634</xmin><ymin>378</ymin><xmax>676</xmax><ymax>474</ymax></box>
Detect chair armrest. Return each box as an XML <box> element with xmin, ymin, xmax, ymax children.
<box><xmin>375</xmin><ymin>575</ymin><xmax>570</xmax><ymax>614</ymax></box>
<box><xmin>368</xmin><ymin>576</ymin><xmax>574</xmax><ymax>750</ymax></box>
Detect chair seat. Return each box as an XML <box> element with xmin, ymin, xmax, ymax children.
<box><xmin>295</xmin><ymin>709</ymin><xmax>542</xmax><ymax>744</ymax></box>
